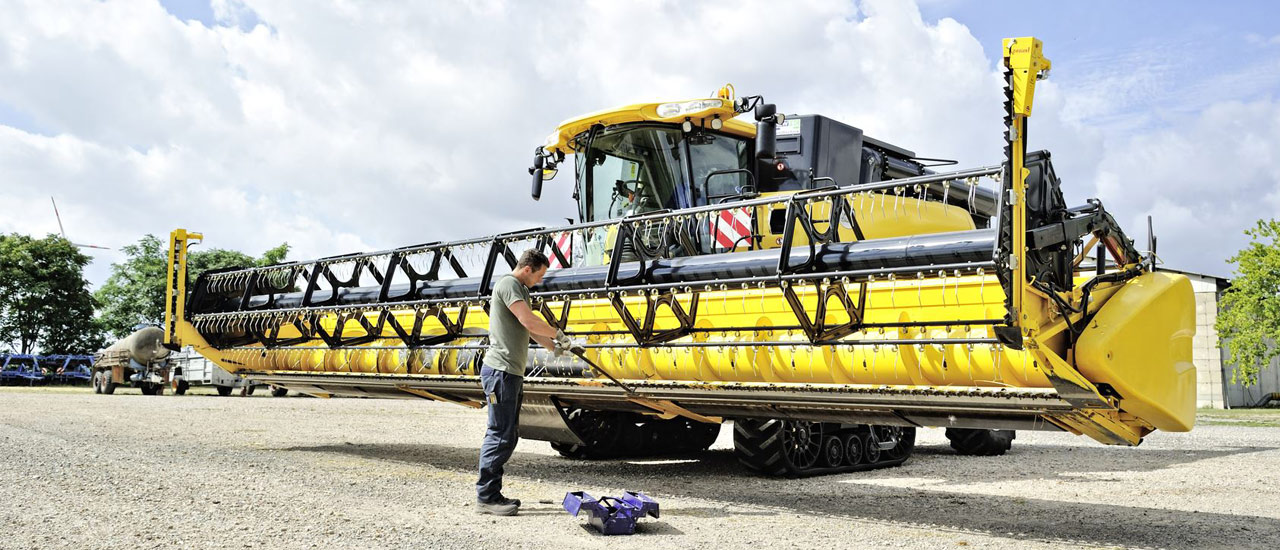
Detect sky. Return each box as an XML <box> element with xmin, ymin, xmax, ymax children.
<box><xmin>1</xmin><ymin>0</ymin><xmax>1278</xmax><ymax>292</ymax></box>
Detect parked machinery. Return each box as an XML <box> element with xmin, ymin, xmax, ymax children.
<box><xmin>47</xmin><ymin>355</ymin><xmax>94</xmax><ymax>385</ymax></box>
<box><xmin>93</xmin><ymin>327</ymin><xmax>172</xmax><ymax>395</ymax></box>
<box><xmin>159</xmin><ymin>38</ymin><xmax>1195</xmax><ymax>476</ymax></box>
<box><xmin>0</xmin><ymin>355</ymin><xmax>48</xmax><ymax>386</ymax></box>
<box><xmin>168</xmin><ymin>347</ymin><xmax>273</xmax><ymax>396</ymax></box>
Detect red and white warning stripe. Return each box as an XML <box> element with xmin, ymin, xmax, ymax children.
<box><xmin>711</xmin><ymin>207</ymin><xmax>752</xmax><ymax>250</ymax></box>
<box><xmin>549</xmin><ymin>231</ymin><xmax>573</xmax><ymax>268</ymax></box>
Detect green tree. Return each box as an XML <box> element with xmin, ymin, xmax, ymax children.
<box><xmin>0</xmin><ymin>233</ymin><xmax>105</xmax><ymax>354</ymax></box>
<box><xmin>1217</xmin><ymin>219</ymin><xmax>1280</xmax><ymax>386</ymax></box>
<box><xmin>94</xmin><ymin>235</ymin><xmax>289</xmax><ymax>339</ymax></box>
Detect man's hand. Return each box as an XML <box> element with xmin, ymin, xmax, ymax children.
<box><xmin>554</xmin><ymin>329</ymin><xmax>583</xmax><ymax>356</ymax></box>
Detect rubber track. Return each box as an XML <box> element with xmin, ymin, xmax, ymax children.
<box><xmin>734</xmin><ymin>419</ymin><xmax>914</xmax><ymax>477</ymax></box>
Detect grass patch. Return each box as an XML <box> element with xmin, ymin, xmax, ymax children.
<box><xmin>1198</xmin><ymin>407</ymin><xmax>1280</xmax><ymax>428</ymax></box>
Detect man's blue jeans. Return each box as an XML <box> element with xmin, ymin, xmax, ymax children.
<box><xmin>476</xmin><ymin>365</ymin><xmax>523</xmax><ymax>502</ymax></box>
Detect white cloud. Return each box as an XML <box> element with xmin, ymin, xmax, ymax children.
<box><xmin>1089</xmin><ymin>99</ymin><xmax>1280</xmax><ymax>277</ymax></box>
<box><xmin>0</xmin><ymin>0</ymin><xmax>1274</xmax><ymax>290</ymax></box>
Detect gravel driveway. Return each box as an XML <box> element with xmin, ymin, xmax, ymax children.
<box><xmin>2</xmin><ymin>387</ymin><xmax>1278</xmax><ymax>549</ymax></box>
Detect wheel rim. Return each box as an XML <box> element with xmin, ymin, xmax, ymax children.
<box><xmin>845</xmin><ymin>436</ymin><xmax>863</xmax><ymax>466</ymax></box>
<box><xmin>864</xmin><ymin>433</ymin><xmax>881</xmax><ymax>463</ymax></box>
<box><xmin>782</xmin><ymin>421</ymin><xmax>823</xmax><ymax>469</ymax></box>
<box><xmin>880</xmin><ymin>427</ymin><xmax>907</xmax><ymax>460</ymax></box>
<box><xmin>823</xmin><ymin>436</ymin><xmax>844</xmax><ymax>467</ymax></box>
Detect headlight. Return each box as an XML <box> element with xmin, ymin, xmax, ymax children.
<box><xmin>656</xmin><ymin>99</ymin><xmax>725</xmax><ymax>118</ymax></box>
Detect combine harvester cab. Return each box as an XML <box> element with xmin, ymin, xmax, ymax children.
<box><xmin>161</xmin><ymin>37</ymin><xmax>1195</xmax><ymax>476</ymax></box>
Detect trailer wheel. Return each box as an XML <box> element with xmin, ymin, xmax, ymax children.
<box><xmin>153</xmin><ymin>384</ymin><xmax>164</xmax><ymax>396</ymax></box>
<box><xmin>174</xmin><ymin>381</ymin><xmax>189</xmax><ymax>395</ymax></box>
<box><xmin>245</xmin><ymin>384</ymin><xmax>256</xmax><ymax>396</ymax></box>
<box><xmin>271</xmin><ymin>386</ymin><xmax>288</xmax><ymax>398</ymax></box>
<box><xmin>140</xmin><ymin>384</ymin><xmax>155</xmax><ymax>396</ymax></box>
<box><xmin>92</xmin><ymin>372</ymin><xmax>102</xmax><ymax>394</ymax></box>
<box><xmin>216</xmin><ymin>385</ymin><xmax>233</xmax><ymax>397</ymax></box>
<box><xmin>945</xmin><ymin>428</ymin><xmax>1015</xmax><ymax>456</ymax></box>
<box><xmin>102</xmin><ymin>377</ymin><xmax>117</xmax><ymax>395</ymax></box>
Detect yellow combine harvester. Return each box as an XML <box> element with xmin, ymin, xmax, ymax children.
<box><xmin>162</xmin><ymin>38</ymin><xmax>1195</xmax><ymax>476</ymax></box>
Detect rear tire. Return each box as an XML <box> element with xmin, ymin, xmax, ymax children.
<box><xmin>140</xmin><ymin>384</ymin><xmax>156</xmax><ymax>396</ymax></box>
<box><xmin>102</xmin><ymin>376</ymin><xmax>117</xmax><ymax>395</ymax></box>
<box><xmin>216</xmin><ymin>385</ymin><xmax>233</xmax><ymax>397</ymax></box>
<box><xmin>270</xmin><ymin>386</ymin><xmax>288</xmax><ymax>398</ymax></box>
<box><xmin>174</xmin><ymin>381</ymin><xmax>189</xmax><ymax>395</ymax></box>
<box><xmin>945</xmin><ymin>428</ymin><xmax>1015</xmax><ymax>456</ymax></box>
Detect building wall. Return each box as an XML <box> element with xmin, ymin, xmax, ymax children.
<box><xmin>1224</xmin><ymin>354</ymin><xmax>1280</xmax><ymax>408</ymax></box>
<box><xmin>1187</xmin><ymin>275</ymin><xmax>1226</xmax><ymax>408</ymax></box>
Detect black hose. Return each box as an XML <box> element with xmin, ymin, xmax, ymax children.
<box><xmin>1251</xmin><ymin>392</ymin><xmax>1280</xmax><ymax>408</ymax></box>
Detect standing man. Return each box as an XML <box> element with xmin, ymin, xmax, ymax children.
<box><xmin>476</xmin><ymin>249</ymin><xmax>573</xmax><ymax>516</ymax></box>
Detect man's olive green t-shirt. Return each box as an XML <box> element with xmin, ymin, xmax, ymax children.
<box><xmin>486</xmin><ymin>274</ymin><xmax>532</xmax><ymax>377</ymax></box>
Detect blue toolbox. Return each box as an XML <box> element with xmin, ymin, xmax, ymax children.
<box><xmin>562</xmin><ymin>491</ymin><xmax>660</xmax><ymax>535</ymax></box>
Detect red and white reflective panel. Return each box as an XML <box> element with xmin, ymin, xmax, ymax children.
<box><xmin>549</xmin><ymin>231</ymin><xmax>573</xmax><ymax>268</ymax></box>
<box><xmin>711</xmin><ymin>207</ymin><xmax>752</xmax><ymax>250</ymax></box>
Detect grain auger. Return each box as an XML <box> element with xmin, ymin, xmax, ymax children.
<box><xmin>163</xmin><ymin>37</ymin><xmax>1195</xmax><ymax>476</ymax></box>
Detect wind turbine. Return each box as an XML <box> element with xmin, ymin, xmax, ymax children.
<box><xmin>50</xmin><ymin>196</ymin><xmax>110</xmax><ymax>250</ymax></box>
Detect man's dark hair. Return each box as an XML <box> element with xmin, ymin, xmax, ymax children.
<box><xmin>516</xmin><ymin>249</ymin><xmax>550</xmax><ymax>271</ymax></box>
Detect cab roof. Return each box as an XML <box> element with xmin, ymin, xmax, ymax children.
<box><xmin>543</xmin><ymin>97</ymin><xmax>756</xmax><ymax>156</ymax></box>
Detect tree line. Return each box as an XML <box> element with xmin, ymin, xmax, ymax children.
<box><xmin>0</xmin><ymin>233</ymin><xmax>286</xmax><ymax>355</ymax></box>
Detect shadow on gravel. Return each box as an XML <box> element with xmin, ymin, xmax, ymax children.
<box><xmin>910</xmin><ymin>442</ymin><xmax>1280</xmax><ymax>482</ymax></box>
<box><xmin>281</xmin><ymin>441</ymin><xmax>1280</xmax><ymax>549</ymax></box>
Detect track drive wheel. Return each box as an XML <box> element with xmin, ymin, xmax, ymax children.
<box><xmin>733</xmin><ymin>419</ymin><xmax>825</xmax><ymax>476</ymax></box>
<box><xmin>551</xmin><ymin>409</ymin><xmax>624</xmax><ymax>459</ymax></box>
<box><xmin>946</xmin><ymin>428</ymin><xmax>1015</xmax><ymax>456</ymax></box>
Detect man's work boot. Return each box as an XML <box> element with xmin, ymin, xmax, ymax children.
<box><xmin>476</xmin><ymin>495</ymin><xmax>519</xmax><ymax>516</ymax></box>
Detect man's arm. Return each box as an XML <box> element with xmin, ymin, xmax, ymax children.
<box><xmin>508</xmin><ymin>299</ymin><xmax>559</xmax><ymax>351</ymax></box>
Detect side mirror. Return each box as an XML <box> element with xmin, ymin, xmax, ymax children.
<box><xmin>754</xmin><ymin>103</ymin><xmax>778</xmax><ymax>160</ymax></box>
<box><xmin>530</xmin><ymin>152</ymin><xmax>546</xmax><ymax>201</ymax></box>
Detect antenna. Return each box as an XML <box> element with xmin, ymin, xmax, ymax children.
<box><xmin>50</xmin><ymin>196</ymin><xmax>111</xmax><ymax>250</ymax></box>
<box><xmin>1146</xmin><ymin>215</ymin><xmax>1157</xmax><ymax>269</ymax></box>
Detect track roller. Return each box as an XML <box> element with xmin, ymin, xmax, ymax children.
<box><xmin>734</xmin><ymin>419</ymin><xmax>915</xmax><ymax>477</ymax></box>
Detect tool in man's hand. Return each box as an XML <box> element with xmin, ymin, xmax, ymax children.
<box><xmin>555</xmin><ymin>334</ymin><xmax>718</xmax><ymax>424</ymax></box>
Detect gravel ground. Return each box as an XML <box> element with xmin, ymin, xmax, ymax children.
<box><xmin>2</xmin><ymin>387</ymin><xmax>1278</xmax><ymax>550</ymax></box>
